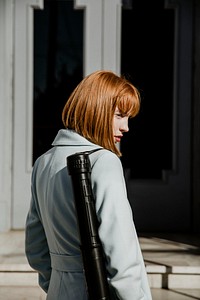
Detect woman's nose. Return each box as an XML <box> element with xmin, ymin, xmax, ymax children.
<box><xmin>120</xmin><ymin>118</ymin><xmax>129</xmax><ymax>132</ymax></box>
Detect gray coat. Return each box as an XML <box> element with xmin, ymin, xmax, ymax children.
<box><xmin>25</xmin><ymin>129</ymin><xmax>152</xmax><ymax>300</ymax></box>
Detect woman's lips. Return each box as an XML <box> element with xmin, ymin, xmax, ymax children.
<box><xmin>115</xmin><ymin>136</ymin><xmax>122</xmax><ymax>143</ymax></box>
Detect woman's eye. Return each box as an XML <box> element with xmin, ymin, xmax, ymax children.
<box><xmin>115</xmin><ymin>113</ymin><xmax>122</xmax><ymax>118</ymax></box>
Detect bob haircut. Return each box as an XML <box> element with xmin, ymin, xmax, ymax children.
<box><xmin>62</xmin><ymin>70</ymin><xmax>140</xmax><ymax>157</ymax></box>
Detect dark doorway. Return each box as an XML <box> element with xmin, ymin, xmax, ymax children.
<box><xmin>33</xmin><ymin>0</ymin><xmax>83</xmax><ymax>163</ymax></box>
<box><xmin>121</xmin><ymin>0</ymin><xmax>174</xmax><ymax>180</ymax></box>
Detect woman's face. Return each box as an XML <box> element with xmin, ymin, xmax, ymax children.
<box><xmin>113</xmin><ymin>107</ymin><xmax>129</xmax><ymax>143</ymax></box>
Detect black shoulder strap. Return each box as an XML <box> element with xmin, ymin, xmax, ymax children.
<box><xmin>87</xmin><ymin>148</ymin><xmax>104</xmax><ymax>156</ymax></box>
<box><xmin>74</xmin><ymin>148</ymin><xmax>104</xmax><ymax>157</ymax></box>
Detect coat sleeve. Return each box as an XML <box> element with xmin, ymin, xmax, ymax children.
<box><xmin>25</xmin><ymin>165</ymin><xmax>51</xmax><ymax>293</ymax></box>
<box><xmin>91</xmin><ymin>151</ymin><xmax>152</xmax><ymax>300</ymax></box>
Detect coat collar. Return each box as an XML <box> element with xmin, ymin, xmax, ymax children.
<box><xmin>52</xmin><ymin>129</ymin><xmax>99</xmax><ymax>148</ymax></box>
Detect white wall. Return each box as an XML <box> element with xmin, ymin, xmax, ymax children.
<box><xmin>0</xmin><ymin>0</ymin><xmax>13</xmax><ymax>232</ymax></box>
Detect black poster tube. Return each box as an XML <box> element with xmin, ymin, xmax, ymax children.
<box><xmin>67</xmin><ymin>151</ymin><xmax>111</xmax><ymax>300</ymax></box>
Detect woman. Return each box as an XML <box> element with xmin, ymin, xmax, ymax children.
<box><xmin>25</xmin><ymin>70</ymin><xmax>152</xmax><ymax>300</ymax></box>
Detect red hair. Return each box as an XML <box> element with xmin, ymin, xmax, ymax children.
<box><xmin>62</xmin><ymin>70</ymin><xmax>140</xmax><ymax>156</ymax></box>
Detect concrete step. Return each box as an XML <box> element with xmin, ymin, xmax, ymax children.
<box><xmin>0</xmin><ymin>287</ymin><xmax>199</xmax><ymax>300</ymax></box>
<box><xmin>140</xmin><ymin>234</ymin><xmax>200</xmax><ymax>290</ymax></box>
<box><xmin>0</xmin><ymin>270</ymin><xmax>199</xmax><ymax>300</ymax></box>
<box><xmin>0</xmin><ymin>262</ymin><xmax>199</xmax><ymax>290</ymax></box>
<box><xmin>151</xmin><ymin>288</ymin><xmax>200</xmax><ymax>300</ymax></box>
<box><xmin>0</xmin><ymin>231</ymin><xmax>199</xmax><ymax>292</ymax></box>
<box><xmin>0</xmin><ymin>286</ymin><xmax>46</xmax><ymax>300</ymax></box>
<box><xmin>147</xmin><ymin>263</ymin><xmax>200</xmax><ymax>289</ymax></box>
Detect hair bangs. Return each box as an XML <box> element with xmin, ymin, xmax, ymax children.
<box><xmin>117</xmin><ymin>93</ymin><xmax>140</xmax><ymax>118</ymax></box>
